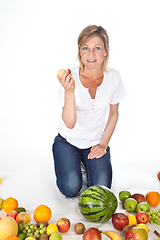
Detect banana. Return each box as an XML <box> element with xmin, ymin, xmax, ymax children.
<box><xmin>0</xmin><ymin>197</ymin><xmax>4</xmax><ymax>210</ymax></box>
<box><xmin>154</xmin><ymin>230</ymin><xmax>160</xmax><ymax>240</ymax></box>
<box><xmin>100</xmin><ymin>230</ymin><xmax>122</xmax><ymax>240</ymax></box>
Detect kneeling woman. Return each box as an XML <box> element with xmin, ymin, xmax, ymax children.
<box><xmin>52</xmin><ymin>25</ymin><xmax>127</xmax><ymax>198</ymax></box>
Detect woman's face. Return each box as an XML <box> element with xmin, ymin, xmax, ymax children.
<box><xmin>80</xmin><ymin>36</ymin><xmax>107</xmax><ymax>71</ymax></box>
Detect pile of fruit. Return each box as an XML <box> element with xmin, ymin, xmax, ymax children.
<box><xmin>1</xmin><ymin>172</ymin><xmax>160</xmax><ymax>240</ymax></box>
<box><xmin>0</xmin><ymin>197</ymin><xmax>71</xmax><ymax>240</ymax></box>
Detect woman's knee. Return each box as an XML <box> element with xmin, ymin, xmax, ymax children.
<box><xmin>57</xmin><ymin>172</ymin><xmax>82</xmax><ymax>198</ymax></box>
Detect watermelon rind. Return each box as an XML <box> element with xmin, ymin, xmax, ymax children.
<box><xmin>78</xmin><ymin>185</ymin><xmax>118</xmax><ymax>223</ymax></box>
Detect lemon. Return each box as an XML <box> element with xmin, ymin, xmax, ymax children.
<box><xmin>127</xmin><ymin>214</ymin><xmax>137</xmax><ymax>226</ymax></box>
<box><xmin>0</xmin><ymin>177</ymin><xmax>3</xmax><ymax>183</ymax></box>
<box><xmin>137</xmin><ymin>223</ymin><xmax>149</xmax><ymax>233</ymax></box>
<box><xmin>46</xmin><ymin>224</ymin><xmax>58</xmax><ymax>235</ymax></box>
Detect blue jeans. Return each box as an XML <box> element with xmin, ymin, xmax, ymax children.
<box><xmin>52</xmin><ymin>134</ymin><xmax>112</xmax><ymax>197</ymax></box>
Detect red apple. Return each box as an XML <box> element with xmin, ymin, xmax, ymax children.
<box><xmin>112</xmin><ymin>213</ymin><xmax>129</xmax><ymax>231</ymax></box>
<box><xmin>83</xmin><ymin>228</ymin><xmax>102</xmax><ymax>240</ymax></box>
<box><xmin>136</xmin><ymin>211</ymin><xmax>149</xmax><ymax>224</ymax></box>
<box><xmin>6</xmin><ymin>210</ymin><xmax>18</xmax><ymax>220</ymax></box>
<box><xmin>131</xmin><ymin>193</ymin><xmax>146</xmax><ymax>203</ymax></box>
<box><xmin>122</xmin><ymin>199</ymin><xmax>127</xmax><ymax>209</ymax></box>
<box><xmin>125</xmin><ymin>227</ymin><xmax>148</xmax><ymax>240</ymax></box>
<box><xmin>57</xmin><ymin>218</ymin><xmax>70</xmax><ymax>233</ymax></box>
<box><xmin>58</xmin><ymin>69</ymin><xmax>71</xmax><ymax>78</ymax></box>
<box><xmin>16</xmin><ymin>212</ymin><xmax>31</xmax><ymax>223</ymax></box>
<box><xmin>157</xmin><ymin>171</ymin><xmax>160</xmax><ymax>180</ymax></box>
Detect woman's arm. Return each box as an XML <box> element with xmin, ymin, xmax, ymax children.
<box><xmin>58</xmin><ymin>70</ymin><xmax>77</xmax><ymax>129</ymax></box>
<box><xmin>88</xmin><ymin>103</ymin><xmax>119</xmax><ymax>159</ymax></box>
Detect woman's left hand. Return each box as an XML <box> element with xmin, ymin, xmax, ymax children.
<box><xmin>88</xmin><ymin>144</ymin><xmax>107</xmax><ymax>159</ymax></box>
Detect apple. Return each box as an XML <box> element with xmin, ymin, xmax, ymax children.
<box><xmin>6</xmin><ymin>210</ymin><xmax>18</xmax><ymax>220</ymax></box>
<box><xmin>119</xmin><ymin>190</ymin><xmax>131</xmax><ymax>202</ymax></box>
<box><xmin>136</xmin><ymin>211</ymin><xmax>149</xmax><ymax>224</ymax></box>
<box><xmin>124</xmin><ymin>198</ymin><xmax>138</xmax><ymax>212</ymax></box>
<box><xmin>112</xmin><ymin>213</ymin><xmax>129</xmax><ymax>231</ymax></box>
<box><xmin>83</xmin><ymin>228</ymin><xmax>102</xmax><ymax>240</ymax></box>
<box><xmin>122</xmin><ymin>199</ymin><xmax>127</xmax><ymax>209</ymax></box>
<box><xmin>16</xmin><ymin>212</ymin><xmax>31</xmax><ymax>223</ymax></box>
<box><xmin>157</xmin><ymin>171</ymin><xmax>160</xmax><ymax>180</ymax></box>
<box><xmin>57</xmin><ymin>218</ymin><xmax>70</xmax><ymax>233</ymax></box>
<box><xmin>25</xmin><ymin>238</ymin><xmax>36</xmax><ymax>240</ymax></box>
<box><xmin>58</xmin><ymin>69</ymin><xmax>71</xmax><ymax>78</ymax></box>
<box><xmin>136</xmin><ymin>202</ymin><xmax>150</xmax><ymax>213</ymax></box>
<box><xmin>49</xmin><ymin>232</ymin><xmax>62</xmax><ymax>240</ymax></box>
<box><xmin>125</xmin><ymin>227</ymin><xmax>148</xmax><ymax>240</ymax></box>
<box><xmin>131</xmin><ymin>193</ymin><xmax>145</xmax><ymax>203</ymax></box>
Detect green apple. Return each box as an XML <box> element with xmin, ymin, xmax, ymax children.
<box><xmin>124</xmin><ymin>198</ymin><xmax>138</xmax><ymax>212</ymax></box>
<box><xmin>119</xmin><ymin>191</ymin><xmax>131</xmax><ymax>202</ymax></box>
<box><xmin>49</xmin><ymin>232</ymin><xmax>62</xmax><ymax>240</ymax></box>
<box><xmin>136</xmin><ymin>202</ymin><xmax>150</xmax><ymax>213</ymax></box>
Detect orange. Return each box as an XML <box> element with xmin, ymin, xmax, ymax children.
<box><xmin>2</xmin><ymin>197</ymin><xmax>19</xmax><ymax>213</ymax></box>
<box><xmin>146</xmin><ymin>191</ymin><xmax>160</xmax><ymax>206</ymax></box>
<box><xmin>34</xmin><ymin>204</ymin><xmax>51</xmax><ymax>223</ymax></box>
<box><xmin>5</xmin><ymin>238</ymin><xmax>21</xmax><ymax>240</ymax></box>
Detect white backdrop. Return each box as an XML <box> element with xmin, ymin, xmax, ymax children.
<box><xmin>0</xmin><ymin>1</ymin><xmax>160</xmax><ymax>239</ymax></box>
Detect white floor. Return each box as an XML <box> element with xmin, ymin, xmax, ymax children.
<box><xmin>1</xmin><ymin>156</ymin><xmax>160</xmax><ymax>240</ymax></box>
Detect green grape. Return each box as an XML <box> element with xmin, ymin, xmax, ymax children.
<box><xmin>152</xmin><ymin>213</ymin><xmax>156</xmax><ymax>219</ymax></box>
<box><xmin>39</xmin><ymin>223</ymin><xmax>44</xmax><ymax>229</ymax></box>
<box><xmin>25</xmin><ymin>225</ymin><xmax>29</xmax><ymax>231</ymax></box>
<box><xmin>22</xmin><ymin>229</ymin><xmax>27</xmax><ymax>234</ymax></box>
<box><xmin>22</xmin><ymin>221</ymin><xmax>26</xmax><ymax>226</ymax></box>
<box><xmin>30</xmin><ymin>224</ymin><xmax>35</xmax><ymax>229</ymax></box>
<box><xmin>35</xmin><ymin>229</ymin><xmax>40</xmax><ymax>234</ymax></box>
<box><xmin>28</xmin><ymin>229</ymin><xmax>32</xmax><ymax>233</ymax></box>
<box><xmin>29</xmin><ymin>233</ymin><xmax>34</xmax><ymax>237</ymax></box>
<box><xmin>40</xmin><ymin>229</ymin><xmax>44</xmax><ymax>234</ymax></box>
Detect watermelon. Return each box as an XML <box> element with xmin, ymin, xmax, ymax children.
<box><xmin>78</xmin><ymin>185</ymin><xmax>118</xmax><ymax>223</ymax></box>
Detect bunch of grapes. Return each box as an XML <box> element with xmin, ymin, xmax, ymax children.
<box><xmin>18</xmin><ymin>221</ymin><xmax>46</xmax><ymax>238</ymax></box>
<box><xmin>148</xmin><ymin>209</ymin><xmax>160</xmax><ymax>225</ymax></box>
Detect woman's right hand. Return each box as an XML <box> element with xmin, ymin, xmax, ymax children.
<box><xmin>57</xmin><ymin>69</ymin><xmax>75</xmax><ymax>91</ymax></box>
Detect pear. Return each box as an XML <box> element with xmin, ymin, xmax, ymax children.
<box><xmin>0</xmin><ymin>197</ymin><xmax>4</xmax><ymax>210</ymax></box>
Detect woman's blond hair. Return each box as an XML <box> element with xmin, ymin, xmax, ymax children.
<box><xmin>77</xmin><ymin>25</ymin><xmax>109</xmax><ymax>72</ymax></box>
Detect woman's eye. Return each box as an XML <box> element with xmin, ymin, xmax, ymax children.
<box><xmin>95</xmin><ymin>47</ymin><xmax>100</xmax><ymax>50</ymax></box>
<box><xmin>83</xmin><ymin>47</ymin><xmax>88</xmax><ymax>50</ymax></box>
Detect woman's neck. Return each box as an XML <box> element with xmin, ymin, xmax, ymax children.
<box><xmin>79</xmin><ymin>66</ymin><xmax>103</xmax><ymax>81</ymax></box>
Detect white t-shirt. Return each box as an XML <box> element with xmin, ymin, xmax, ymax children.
<box><xmin>58</xmin><ymin>66</ymin><xmax>127</xmax><ymax>149</ymax></box>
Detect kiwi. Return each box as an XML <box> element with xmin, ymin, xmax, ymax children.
<box><xmin>74</xmin><ymin>222</ymin><xmax>86</xmax><ymax>234</ymax></box>
<box><xmin>39</xmin><ymin>234</ymin><xmax>49</xmax><ymax>240</ymax></box>
<box><xmin>123</xmin><ymin>224</ymin><xmax>132</xmax><ymax>233</ymax></box>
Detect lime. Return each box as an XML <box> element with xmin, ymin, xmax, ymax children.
<box><xmin>16</xmin><ymin>207</ymin><xmax>26</xmax><ymax>213</ymax></box>
<box><xmin>18</xmin><ymin>233</ymin><xmax>27</xmax><ymax>240</ymax></box>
